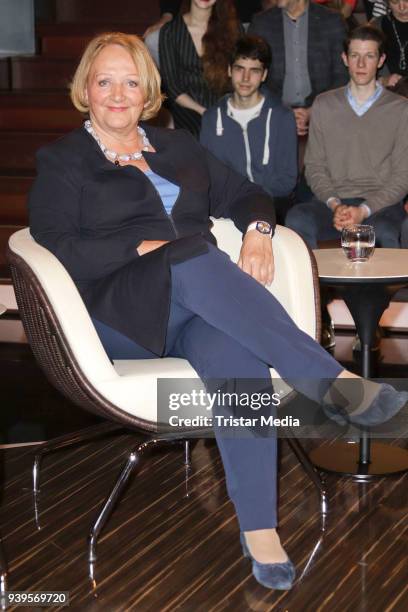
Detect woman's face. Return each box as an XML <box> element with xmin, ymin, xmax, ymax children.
<box><xmin>191</xmin><ymin>0</ymin><xmax>217</xmax><ymax>10</ymax></box>
<box><xmin>85</xmin><ymin>44</ymin><xmax>146</xmax><ymax>136</ymax></box>
<box><xmin>389</xmin><ymin>0</ymin><xmax>408</xmax><ymax>22</ymax></box>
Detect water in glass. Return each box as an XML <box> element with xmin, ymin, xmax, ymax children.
<box><xmin>341</xmin><ymin>225</ymin><xmax>375</xmax><ymax>262</ymax></box>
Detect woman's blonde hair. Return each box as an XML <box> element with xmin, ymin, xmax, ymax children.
<box><xmin>70</xmin><ymin>32</ymin><xmax>163</xmax><ymax>120</ymax></box>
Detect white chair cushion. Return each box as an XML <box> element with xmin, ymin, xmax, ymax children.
<box><xmin>211</xmin><ymin>219</ymin><xmax>317</xmax><ymax>339</ymax></box>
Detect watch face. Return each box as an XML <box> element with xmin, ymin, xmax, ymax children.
<box><xmin>256</xmin><ymin>221</ymin><xmax>272</xmax><ymax>234</ymax></box>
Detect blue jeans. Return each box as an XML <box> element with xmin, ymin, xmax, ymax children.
<box><xmin>93</xmin><ymin>244</ymin><xmax>342</xmax><ymax>530</ymax></box>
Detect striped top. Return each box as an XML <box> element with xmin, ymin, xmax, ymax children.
<box><xmin>159</xmin><ymin>14</ymin><xmax>221</xmax><ymax>138</ymax></box>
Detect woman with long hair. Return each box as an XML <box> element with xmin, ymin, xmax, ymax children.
<box><xmin>159</xmin><ymin>0</ymin><xmax>241</xmax><ymax>137</ymax></box>
<box><xmin>379</xmin><ymin>0</ymin><xmax>408</xmax><ymax>86</ymax></box>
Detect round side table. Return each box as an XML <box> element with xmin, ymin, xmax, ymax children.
<box><xmin>311</xmin><ymin>248</ymin><xmax>408</xmax><ymax>481</ymax></box>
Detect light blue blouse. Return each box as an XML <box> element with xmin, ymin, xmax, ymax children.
<box><xmin>145</xmin><ymin>170</ymin><xmax>180</xmax><ymax>215</ymax></box>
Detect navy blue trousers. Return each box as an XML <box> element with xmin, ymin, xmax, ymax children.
<box><xmin>93</xmin><ymin>244</ymin><xmax>342</xmax><ymax>530</ymax></box>
<box><xmin>286</xmin><ymin>199</ymin><xmax>406</xmax><ymax>249</ymax></box>
<box><xmin>401</xmin><ymin>217</ymin><xmax>408</xmax><ymax>248</ymax></box>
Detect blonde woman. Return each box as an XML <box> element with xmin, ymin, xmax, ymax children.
<box><xmin>29</xmin><ymin>33</ymin><xmax>407</xmax><ymax>591</ymax></box>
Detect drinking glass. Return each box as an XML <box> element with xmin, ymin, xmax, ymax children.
<box><xmin>341</xmin><ymin>225</ymin><xmax>375</xmax><ymax>262</ymax></box>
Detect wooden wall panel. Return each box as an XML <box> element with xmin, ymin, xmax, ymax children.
<box><xmin>11</xmin><ymin>57</ymin><xmax>76</xmax><ymax>91</ymax></box>
<box><xmin>55</xmin><ymin>0</ymin><xmax>160</xmax><ymax>23</ymax></box>
<box><xmin>0</xmin><ymin>59</ymin><xmax>10</xmax><ymax>90</ymax></box>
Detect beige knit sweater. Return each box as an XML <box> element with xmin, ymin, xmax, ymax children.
<box><xmin>305</xmin><ymin>86</ymin><xmax>408</xmax><ymax>213</ymax></box>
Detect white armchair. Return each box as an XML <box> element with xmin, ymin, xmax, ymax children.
<box><xmin>7</xmin><ymin>220</ymin><xmax>325</xmax><ymax>565</ymax></box>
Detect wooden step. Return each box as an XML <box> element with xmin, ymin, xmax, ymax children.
<box><xmin>41</xmin><ymin>35</ymin><xmax>92</xmax><ymax>58</ymax></box>
<box><xmin>0</xmin><ymin>132</ymin><xmax>62</xmax><ymax>171</ymax></box>
<box><xmin>0</xmin><ymin>198</ymin><xmax>28</xmax><ymax>225</ymax></box>
<box><xmin>0</xmin><ymin>168</ymin><xmax>35</xmax><ymax>178</ymax></box>
<box><xmin>0</xmin><ymin>177</ymin><xmax>33</xmax><ymax>225</ymax></box>
<box><xmin>0</xmin><ymin>92</ymin><xmax>72</xmax><ymax>109</ymax></box>
<box><xmin>37</xmin><ymin>21</ymin><xmax>149</xmax><ymax>38</ymax></box>
<box><xmin>0</xmin><ymin>58</ymin><xmax>10</xmax><ymax>90</ymax></box>
<box><xmin>40</xmin><ymin>30</ymin><xmax>163</xmax><ymax>59</ymax></box>
<box><xmin>0</xmin><ymin>224</ymin><xmax>24</xmax><ymax>275</ymax></box>
<box><xmin>11</xmin><ymin>57</ymin><xmax>77</xmax><ymax>90</ymax></box>
<box><xmin>55</xmin><ymin>0</ymin><xmax>159</xmax><ymax>23</ymax></box>
<box><xmin>0</xmin><ymin>93</ymin><xmax>82</xmax><ymax>131</ymax></box>
<box><xmin>0</xmin><ymin>105</ymin><xmax>82</xmax><ymax>132</ymax></box>
<box><xmin>0</xmin><ymin>91</ymin><xmax>75</xmax><ymax>108</ymax></box>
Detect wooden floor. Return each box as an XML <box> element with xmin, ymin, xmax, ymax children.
<box><xmin>1</xmin><ymin>334</ymin><xmax>408</xmax><ymax>611</ymax></box>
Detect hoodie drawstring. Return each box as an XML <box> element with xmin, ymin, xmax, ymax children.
<box><xmin>262</xmin><ymin>108</ymin><xmax>272</xmax><ymax>165</ymax></box>
<box><xmin>216</xmin><ymin>107</ymin><xmax>223</xmax><ymax>136</ymax></box>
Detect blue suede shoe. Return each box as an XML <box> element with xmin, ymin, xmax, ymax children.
<box><xmin>240</xmin><ymin>533</ymin><xmax>296</xmax><ymax>590</ymax></box>
<box><xmin>323</xmin><ymin>383</ymin><xmax>408</xmax><ymax>429</ymax></box>
<box><xmin>351</xmin><ymin>384</ymin><xmax>408</xmax><ymax>427</ymax></box>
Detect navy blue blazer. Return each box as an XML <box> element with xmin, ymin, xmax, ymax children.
<box><xmin>249</xmin><ymin>4</ymin><xmax>348</xmax><ymax>105</ymax></box>
<box><xmin>28</xmin><ymin>124</ymin><xmax>276</xmax><ymax>355</ymax></box>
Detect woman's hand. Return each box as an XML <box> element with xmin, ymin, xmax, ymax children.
<box><xmin>175</xmin><ymin>94</ymin><xmax>206</xmax><ymax>116</ymax></box>
<box><xmin>292</xmin><ymin>107</ymin><xmax>310</xmax><ymax>136</ymax></box>
<box><xmin>388</xmin><ymin>73</ymin><xmax>403</xmax><ymax>88</ymax></box>
<box><xmin>136</xmin><ymin>240</ymin><xmax>169</xmax><ymax>256</ymax></box>
<box><xmin>381</xmin><ymin>74</ymin><xmax>403</xmax><ymax>88</ymax></box>
<box><xmin>238</xmin><ymin>231</ymin><xmax>274</xmax><ymax>286</ymax></box>
<box><xmin>143</xmin><ymin>13</ymin><xmax>173</xmax><ymax>39</ymax></box>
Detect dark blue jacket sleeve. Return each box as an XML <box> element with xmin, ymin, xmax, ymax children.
<box><xmin>262</xmin><ymin>108</ymin><xmax>298</xmax><ymax>197</ymax></box>
<box><xmin>28</xmin><ymin>147</ymin><xmax>142</xmax><ymax>282</ymax></box>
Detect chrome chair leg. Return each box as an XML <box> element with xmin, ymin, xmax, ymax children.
<box><xmin>182</xmin><ymin>440</ymin><xmax>193</xmax><ymax>499</ymax></box>
<box><xmin>286</xmin><ymin>436</ymin><xmax>328</xmax><ymax>518</ymax></box>
<box><xmin>297</xmin><ymin>531</ymin><xmax>325</xmax><ymax>582</ymax></box>
<box><xmin>88</xmin><ymin>437</ymin><xmax>169</xmax><ymax>563</ymax></box>
<box><xmin>184</xmin><ymin>440</ymin><xmax>191</xmax><ymax>467</ymax></box>
<box><xmin>32</xmin><ymin>422</ymin><xmax>122</xmax><ymax>493</ymax></box>
<box><xmin>0</xmin><ymin>537</ymin><xmax>7</xmax><ymax>611</ymax></box>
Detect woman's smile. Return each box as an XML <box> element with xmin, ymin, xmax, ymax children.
<box><xmin>85</xmin><ymin>44</ymin><xmax>145</xmax><ymax>136</ymax></box>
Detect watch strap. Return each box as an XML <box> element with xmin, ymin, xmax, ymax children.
<box><xmin>246</xmin><ymin>221</ymin><xmax>273</xmax><ymax>236</ymax></box>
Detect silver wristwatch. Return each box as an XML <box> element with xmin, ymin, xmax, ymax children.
<box><xmin>246</xmin><ymin>221</ymin><xmax>273</xmax><ymax>237</ymax></box>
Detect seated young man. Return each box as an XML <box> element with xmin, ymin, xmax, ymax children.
<box><xmin>286</xmin><ymin>25</ymin><xmax>408</xmax><ymax>249</ymax></box>
<box><xmin>200</xmin><ymin>35</ymin><xmax>298</xmax><ymax>224</ymax></box>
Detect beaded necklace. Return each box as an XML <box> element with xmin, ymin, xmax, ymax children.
<box><xmin>84</xmin><ymin>119</ymin><xmax>150</xmax><ymax>165</ymax></box>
